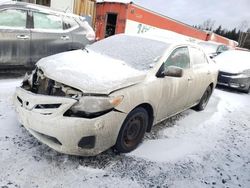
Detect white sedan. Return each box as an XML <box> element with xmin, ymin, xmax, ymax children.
<box><xmin>14</xmin><ymin>34</ymin><xmax>218</xmax><ymax>156</ymax></box>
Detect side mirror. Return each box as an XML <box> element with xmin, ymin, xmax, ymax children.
<box><xmin>163</xmin><ymin>66</ymin><xmax>183</xmax><ymax>77</ymax></box>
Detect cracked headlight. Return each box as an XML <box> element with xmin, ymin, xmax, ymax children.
<box><xmin>65</xmin><ymin>96</ymin><xmax>123</xmax><ymax>118</ymax></box>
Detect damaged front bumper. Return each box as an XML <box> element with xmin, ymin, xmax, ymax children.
<box><xmin>14</xmin><ymin>87</ymin><xmax>127</xmax><ymax>156</ymax></box>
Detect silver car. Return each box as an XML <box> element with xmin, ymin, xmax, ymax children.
<box><xmin>0</xmin><ymin>1</ymin><xmax>95</xmax><ymax>71</ymax></box>
<box><xmin>198</xmin><ymin>41</ymin><xmax>229</xmax><ymax>58</ymax></box>
<box><xmin>215</xmin><ymin>50</ymin><xmax>250</xmax><ymax>93</ymax></box>
<box><xmin>14</xmin><ymin>34</ymin><xmax>218</xmax><ymax>156</ymax></box>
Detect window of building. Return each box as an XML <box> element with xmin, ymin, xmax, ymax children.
<box><xmin>17</xmin><ymin>0</ymin><xmax>50</xmax><ymax>6</ymax></box>
<box><xmin>36</xmin><ymin>0</ymin><xmax>51</xmax><ymax>6</ymax></box>
<box><xmin>105</xmin><ymin>13</ymin><xmax>117</xmax><ymax>38</ymax></box>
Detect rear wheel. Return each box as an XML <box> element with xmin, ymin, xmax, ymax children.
<box><xmin>114</xmin><ymin>107</ymin><xmax>148</xmax><ymax>153</ymax></box>
<box><xmin>193</xmin><ymin>86</ymin><xmax>212</xmax><ymax>111</ymax></box>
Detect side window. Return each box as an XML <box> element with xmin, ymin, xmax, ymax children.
<box><xmin>0</xmin><ymin>9</ymin><xmax>27</xmax><ymax>28</ymax></box>
<box><xmin>33</xmin><ymin>12</ymin><xmax>62</xmax><ymax>30</ymax></box>
<box><xmin>63</xmin><ymin>16</ymin><xmax>78</xmax><ymax>30</ymax></box>
<box><xmin>164</xmin><ymin>47</ymin><xmax>190</xmax><ymax>69</ymax></box>
<box><xmin>191</xmin><ymin>47</ymin><xmax>208</xmax><ymax>65</ymax></box>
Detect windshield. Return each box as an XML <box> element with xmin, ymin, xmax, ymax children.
<box><xmin>87</xmin><ymin>34</ymin><xmax>170</xmax><ymax>70</ymax></box>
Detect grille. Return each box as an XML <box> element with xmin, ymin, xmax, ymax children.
<box><xmin>218</xmin><ymin>71</ymin><xmax>239</xmax><ymax>76</ymax></box>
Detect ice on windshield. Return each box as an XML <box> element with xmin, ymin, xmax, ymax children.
<box><xmin>88</xmin><ymin>34</ymin><xmax>170</xmax><ymax>70</ymax></box>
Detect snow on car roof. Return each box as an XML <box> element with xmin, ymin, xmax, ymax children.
<box><xmin>214</xmin><ymin>50</ymin><xmax>250</xmax><ymax>73</ymax></box>
<box><xmin>88</xmin><ymin>34</ymin><xmax>170</xmax><ymax>70</ymax></box>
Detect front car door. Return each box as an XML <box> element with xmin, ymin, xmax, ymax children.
<box><xmin>0</xmin><ymin>8</ymin><xmax>30</xmax><ymax>69</ymax></box>
<box><xmin>30</xmin><ymin>11</ymin><xmax>72</xmax><ymax>63</ymax></box>
<box><xmin>156</xmin><ymin>46</ymin><xmax>192</xmax><ymax>122</ymax></box>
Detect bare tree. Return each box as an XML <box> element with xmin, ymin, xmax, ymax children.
<box><xmin>238</xmin><ymin>20</ymin><xmax>250</xmax><ymax>47</ymax></box>
<box><xmin>198</xmin><ymin>19</ymin><xmax>216</xmax><ymax>31</ymax></box>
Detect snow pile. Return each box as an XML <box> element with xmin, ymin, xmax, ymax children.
<box><xmin>129</xmin><ymin>92</ymin><xmax>223</xmax><ymax>162</ymax></box>
<box><xmin>214</xmin><ymin>50</ymin><xmax>250</xmax><ymax>74</ymax></box>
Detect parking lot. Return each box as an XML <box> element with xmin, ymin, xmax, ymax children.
<box><xmin>0</xmin><ymin>78</ymin><xmax>249</xmax><ymax>188</ymax></box>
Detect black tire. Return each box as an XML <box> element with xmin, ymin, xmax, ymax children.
<box><xmin>114</xmin><ymin>107</ymin><xmax>148</xmax><ymax>153</ymax></box>
<box><xmin>193</xmin><ymin>86</ymin><xmax>212</xmax><ymax>111</ymax></box>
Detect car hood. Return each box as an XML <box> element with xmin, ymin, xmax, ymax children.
<box><xmin>214</xmin><ymin>51</ymin><xmax>250</xmax><ymax>74</ymax></box>
<box><xmin>36</xmin><ymin>50</ymin><xmax>146</xmax><ymax>94</ymax></box>
<box><xmin>216</xmin><ymin>61</ymin><xmax>250</xmax><ymax>74</ymax></box>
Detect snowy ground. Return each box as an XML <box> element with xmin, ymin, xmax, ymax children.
<box><xmin>0</xmin><ymin>78</ymin><xmax>250</xmax><ymax>188</ymax></box>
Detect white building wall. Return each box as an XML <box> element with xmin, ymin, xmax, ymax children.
<box><xmin>50</xmin><ymin>0</ymin><xmax>75</xmax><ymax>12</ymax></box>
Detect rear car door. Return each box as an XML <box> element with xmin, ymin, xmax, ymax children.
<box><xmin>30</xmin><ymin>11</ymin><xmax>72</xmax><ymax>63</ymax></box>
<box><xmin>186</xmin><ymin>46</ymin><xmax>211</xmax><ymax>106</ymax></box>
<box><xmin>0</xmin><ymin>8</ymin><xmax>30</xmax><ymax>69</ymax></box>
<box><xmin>156</xmin><ymin>46</ymin><xmax>193</xmax><ymax>121</ymax></box>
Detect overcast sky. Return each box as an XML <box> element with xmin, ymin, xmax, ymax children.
<box><xmin>133</xmin><ymin>0</ymin><xmax>250</xmax><ymax>30</ymax></box>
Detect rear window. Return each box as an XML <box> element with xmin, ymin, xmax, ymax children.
<box><xmin>88</xmin><ymin>35</ymin><xmax>169</xmax><ymax>70</ymax></box>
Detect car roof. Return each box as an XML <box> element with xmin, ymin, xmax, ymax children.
<box><xmin>0</xmin><ymin>1</ymin><xmax>80</xmax><ymax>18</ymax></box>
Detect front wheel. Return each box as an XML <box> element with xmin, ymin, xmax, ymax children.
<box><xmin>114</xmin><ymin>107</ymin><xmax>148</xmax><ymax>153</ymax></box>
<box><xmin>193</xmin><ymin>86</ymin><xmax>212</xmax><ymax>111</ymax></box>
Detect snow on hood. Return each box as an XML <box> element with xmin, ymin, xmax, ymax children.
<box><xmin>214</xmin><ymin>50</ymin><xmax>250</xmax><ymax>74</ymax></box>
<box><xmin>36</xmin><ymin>50</ymin><xmax>146</xmax><ymax>94</ymax></box>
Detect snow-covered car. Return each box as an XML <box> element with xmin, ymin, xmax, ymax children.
<box><xmin>198</xmin><ymin>41</ymin><xmax>229</xmax><ymax>58</ymax></box>
<box><xmin>14</xmin><ymin>34</ymin><xmax>218</xmax><ymax>156</ymax></box>
<box><xmin>215</xmin><ymin>50</ymin><xmax>250</xmax><ymax>93</ymax></box>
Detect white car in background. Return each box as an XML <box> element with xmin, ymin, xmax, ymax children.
<box><xmin>14</xmin><ymin>34</ymin><xmax>218</xmax><ymax>156</ymax></box>
<box><xmin>215</xmin><ymin>50</ymin><xmax>250</xmax><ymax>93</ymax></box>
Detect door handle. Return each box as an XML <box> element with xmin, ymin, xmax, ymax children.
<box><xmin>16</xmin><ymin>35</ymin><xmax>30</xmax><ymax>40</ymax></box>
<box><xmin>61</xmin><ymin>36</ymin><xmax>70</xmax><ymax>40</ymax></box>
<box><xmin>188</xmin><ymin>77</ymin><xmax>193</xmax><ymax>81</ymax></box>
